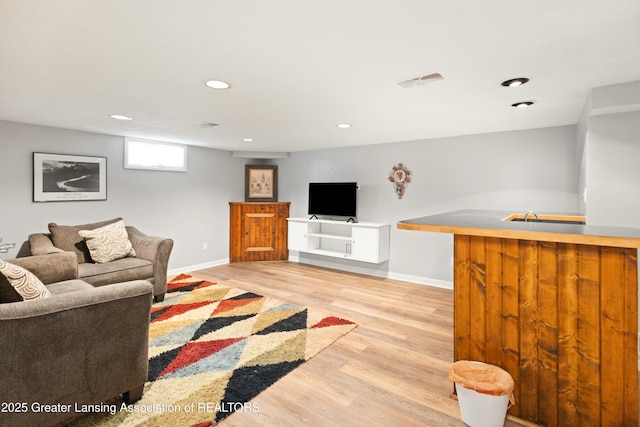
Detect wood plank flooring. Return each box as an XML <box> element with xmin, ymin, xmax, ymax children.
<box><xmin>190</xmin><ymin>261</ymin><xmax>540</xmax><ymax>427</ymax></box>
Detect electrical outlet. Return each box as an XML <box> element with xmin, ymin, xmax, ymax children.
<box><xmin>202</xmin><ymin>243</ymin><xmax>208</xmax><ymax>251</ymax></box>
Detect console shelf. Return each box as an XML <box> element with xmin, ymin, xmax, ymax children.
<box><xmin>307</xmin><ymin>232</ymin><xmax>352</xmax><ymax>241</ymax></box>
<box><xmin>287</xmin><ymin>217</ymin><xmax>390</xmax><ymax>264</ymax></box>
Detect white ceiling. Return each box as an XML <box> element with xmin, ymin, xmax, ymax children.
<box><xmin>1</xmin><ymin>0</ymin><xmax>639</xmax><ymax>153</ymax></box>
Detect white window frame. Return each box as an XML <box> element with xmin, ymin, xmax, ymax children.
<box><xmin>124</xmin><ymin>137</ymin><xmax>187</xmax><ymax>172</ymax></box>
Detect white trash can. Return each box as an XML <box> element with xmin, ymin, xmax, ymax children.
<box><xmin>449</xmin><ymin>361</ymin><xmax>515</xmax><ymax>427</ymax></box>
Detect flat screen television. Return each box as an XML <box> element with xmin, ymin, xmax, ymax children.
<box><xmin>308</xmin><ymin>182</ymin><xmax>358</xmax><ymax>219</ymax></box>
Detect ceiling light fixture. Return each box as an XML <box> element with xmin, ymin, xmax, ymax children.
<box><xmin>242</xmin><ymin>138</ymin><xmax>254</xmax><ymax>142</ymax></box>
<box><xmin>512</xmin><ymin>101</ymin><xmax>535</xmax><ymax>108</ymax></box>
<box><xmin>336</xmin><ymin>123</ymin><xmax>352</xmax><ymax>129</ymax></box>
<box><xmin>205</xmin><ymin>80</ymin><xmax>230</xmax><ymax>89</ymax></box>
<box><xmin>501</xmin><ymin>77</ymin><xmax>530</xmax><ymax>87</ymax></box>
<box><xmin>109</xmin><ymin>114</ymin><xmax>132</xmax><ymax>120</ymax></box>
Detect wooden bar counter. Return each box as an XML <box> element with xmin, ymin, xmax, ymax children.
<box><xmin>398</xmin><ymin>210</ymin><xmax>640</xmax><ymax>426</ymax></box>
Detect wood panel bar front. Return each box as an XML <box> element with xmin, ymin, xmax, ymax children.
<box><xmin>452</xmin><ymin>234</ymin><xmax>638</xmax><ymax>426</ymax></box>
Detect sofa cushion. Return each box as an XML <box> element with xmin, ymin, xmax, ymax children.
<box><xmin>78</xmin><ymin>257</ymin><xmax>154</xmax><ymax>287</ymax></box>
<box><xmin>78</xmin><ymin>220</ymin><xmax>136</xmax><ymax>263</ymax></box>
<box><xmin>0</xmin><ymin>260</ymin><xmax>52</xmax><ymax>302</ymax></box>
<box><xmin>49</xmin><ymin>217</ymin><xmax>122</xmax><ymax>264</ymax></box>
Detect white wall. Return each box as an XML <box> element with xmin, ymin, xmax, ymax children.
<box><xmin>576</xmin><ymin>98</ymin><xmax>589</xmax><ymax>215</ymax></box>
<box><xmin>585</xmin><ymin>110</ymin><xmax>640</xmax><ymax>228</ymax></box>
<box><xmin>277</xmin><ymin>125</ymin><xmax>579</xmax><ymax>285</ymax></box>
<box><xmin>0</xmin><ymin>120</ymin><xmax>248</xmax><ymax>271</ymax></box>
<box><xmin>582</xmin><ymin>81</ymin><xmax>640</xmax><ymax>228</ymax></box>
<box><xmin>1</xmin><ymin>120</ymin><xmax>581</xmax><ymax>285</ymax></box>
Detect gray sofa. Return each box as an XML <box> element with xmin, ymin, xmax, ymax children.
<box><xmin>0</xmin><ymin>252</ymin><xmax>153</xmax><ymax>427</ymax></box>
<box><xmin>28</xmin><ymin>217</ymin><xmax>173</xmax><ymax>302</ymax></box>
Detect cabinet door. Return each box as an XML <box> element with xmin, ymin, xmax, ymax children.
<box><xmin>243</xmin><ymin>205</ymin><xmax>278</xmax><ymax>259</ymax></box>
<box><xmin>230</xmin><ymin>202</ymin><xmax>289</xmax><ymax>262</ymax></box>
<box><xmin>288</xmin><ymin>221</ymin><xmax>310</xmax><ymax>251</ymax></box>
<box><xmin>351</xmin><ymin>227</ymin><xmax>380</xmax><ymax>263</ymax></box>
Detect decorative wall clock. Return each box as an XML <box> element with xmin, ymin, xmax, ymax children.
<box><xmin>388</xmin><ymin>163</ymin><xmax>411</xmax><ymax>199</ymax></box>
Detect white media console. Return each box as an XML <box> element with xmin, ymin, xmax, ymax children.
<box><xmin>287</xmin><ymin>217</ymin><xmax>390</xmax><ymax>264</ymax></box>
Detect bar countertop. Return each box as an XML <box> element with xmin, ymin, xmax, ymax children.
<box><xmin>397</xmin><ymin>209</ymin><xmax>640</xmax><ymax>248</ymax></box>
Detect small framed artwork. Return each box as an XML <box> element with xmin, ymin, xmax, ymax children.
<box><xmin>245</xmin><ymin>165</ymin><xmax>278</xmax><ymax>202</ymax></box>
<box><xmin>33</xmin><ymin>152</ymin><xmax>107</xmax><ymax>202</ymax></box>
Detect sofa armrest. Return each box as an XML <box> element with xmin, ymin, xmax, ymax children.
<box><xmin>0</xmin><ymin>280</ymin><xmax>153</xmax><ymax>427</ymax></box>
<box><xmin>28</xmin><ymin>233</ymin><xmax>66</xmax><ymax>256</ymax></box>
<box><xmin>8</xmin><ymin>252</ymin><xmax>78</xmax><ymax>284</ymax></box>
<box><xmin>126</xmin><ymin>226</ymin><xmax>173</xmax><ymax>297</ymax></box>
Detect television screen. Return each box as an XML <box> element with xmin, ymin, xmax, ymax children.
<box><xmin>308</xmin><ymin>182</ymin><xmax>357</xmax><ymax>218</ymax></box>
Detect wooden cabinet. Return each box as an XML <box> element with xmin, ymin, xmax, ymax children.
<box><xmin>287</xmin><ymin>218</ymin><xmax>390</xmax><ymax>264</ymax></box>
<box><xmin>229</xmin><ymin>202</ymin><xmax>290</xmax><ymax>262</ymax></box>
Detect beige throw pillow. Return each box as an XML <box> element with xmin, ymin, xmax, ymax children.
<box><xmin>78</xmin><ymin>219</ymin><xmax>136</xmax><ymax>263</ymax></box>
<box><xmin>0</xmin><ymin>260</ymin><xmax>52</xmax><ymax>300</ymax></box>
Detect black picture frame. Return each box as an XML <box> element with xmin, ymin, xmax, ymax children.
<box><xmin>33</xmin><ymin>152</ymin><xmax>107</xmax><ymax>202</ymax></box>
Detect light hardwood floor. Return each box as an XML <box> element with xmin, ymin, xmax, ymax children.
<box><xmin>190</xmin><ymin>261</ymin><xmax>539</xmax><ymax>427</ymax></box>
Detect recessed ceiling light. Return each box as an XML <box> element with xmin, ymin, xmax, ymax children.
<box><xmin>512</xmin><ymin>101</ymin><xmax>535</xmax><ymax>108</ymax></box>
<box><xmin>109</xmin><ymin>114</ymin><xmax>132</xmax><ymax>120</ymax></box>
<box><xmin>501</xmin><ymin>77</ymin><xmax>530</xmax><ymax>87</ymax></box>
<box><xmin>242</xmin><ymin>138</ymin><xmax>254</xmax><ymax>142</ymax></box>
<box><xmin>336</xmin><ymin>123</ymin><xmax>352</xmax><ymax>129</ymax></box>
<box><xmin>205</xmin><ymin>80</ymin><xmax>230</xmax><ymax>89</ymax></box>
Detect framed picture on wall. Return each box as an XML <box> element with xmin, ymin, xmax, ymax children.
<box><xmin>245</xmin><ymin>165</ymin><xmax>278</xmax><ymax>202</ymax></box>
<box><xmin>33</xmin><ymin>152</ymin><xmax>107</xmax><ymax>202</ymax></box>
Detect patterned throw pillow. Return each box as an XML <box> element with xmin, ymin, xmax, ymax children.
<box><xmin>78</xmin><ymin>219</ymin><xmax>136</xmax><ymax>263</ymax></box>
<box><xmin>0</xmin><ymin>260</ymin><xmax>52</xmax><ymax>300</ymax></box>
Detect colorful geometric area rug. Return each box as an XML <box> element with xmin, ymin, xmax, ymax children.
<box><xmin>72</xmin><ymin>274</ymin><xmax>356</xmax><ymax>427</ymax></box>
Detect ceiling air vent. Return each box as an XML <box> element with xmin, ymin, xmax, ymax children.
<box><xmin>200</xmin><ymin>122</ymin><xmax>220</xmax><ymax>128</ymax></box>
<box><xmin>397</xmin><ymin>72</ymin><xmax>444</xmax><ymax>88</ymax></box>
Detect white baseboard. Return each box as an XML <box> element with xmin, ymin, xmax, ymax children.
<box><xmin>171</xmin><ymin>256</ymin><xmax>453</xmax><ymax>290</ymax></box>
<box><xmin>289</xmin><ymin>254</ymin><xmax>453</xmax><ymax>290</ymax></box>
<box><xmin>167</xmin><ymin>258</ymin><xmax>229</xmax><ymax>276</ymax></box>
<box><xmin>386</xmin><ymin>272</ymin><xmax>453</xmax><ymax>290</ymax></box>
<box><xmin>287</xmin><ymin>254</ymin><xmax>388</xmax><ymax>279</ymax></box>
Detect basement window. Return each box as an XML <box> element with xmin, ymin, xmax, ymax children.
<box><xmin>124</xmin><ymin>138</ymin><xmax>187</xmax><ymax>172</ymax></box>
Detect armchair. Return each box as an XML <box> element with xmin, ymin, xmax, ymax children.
<box><xmin>0</xmin><ymin>253</ymin><xmax>153</xmax><ymax>427</ymax></box>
